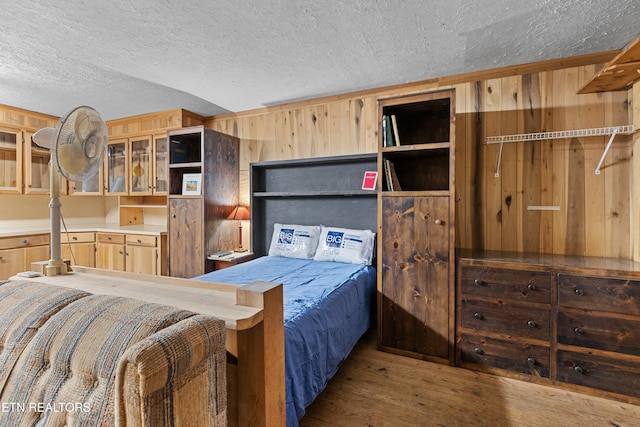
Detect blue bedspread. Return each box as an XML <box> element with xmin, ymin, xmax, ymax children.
<box><xmin>193</xmin><ymin>256</ymin><xmax>376</xmax><ymax>426</ymax></box>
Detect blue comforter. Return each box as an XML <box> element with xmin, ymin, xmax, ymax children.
<box><xmin>193</xmin><ymin>256</ymin><xmax>376</xmax><ymax>426</ymax></box>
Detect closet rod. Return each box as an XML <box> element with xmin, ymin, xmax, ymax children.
<box><xmin>487</xmin><ymin>125</ymin><xmax>634</xmax><ymax>177</ymax></box>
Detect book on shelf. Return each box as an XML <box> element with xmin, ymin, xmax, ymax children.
<box><xmin>384</xmin><ymin>159</ymin><xmax>402</xmax><ymax>191</ymax></box>
<box><xmin>390</xmin><ymin>115</ymin><xmax>400</xmax><ymax>146</ymax></box>
<box><xmin>384</xmin><ymin>115</ymin><xmax>395</xmax><ymax>147</ymax></box>
<box><xmin>382</xmin><ymin>115</ymin><xmax>388</xmax><ymax>147</ymax></box>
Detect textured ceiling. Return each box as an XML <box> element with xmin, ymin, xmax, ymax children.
<box><xmin>2</xmin><ymin>0</ymin><xmax>639</xmax><ymax>121</ymax></box>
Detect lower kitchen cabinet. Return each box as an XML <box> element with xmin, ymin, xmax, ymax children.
<box><xmin>0</xmin><ymin>234</ymin><xmax>49</xmax><ymax>279</ymax></box>
<box><xmin>96</xmin><ymin>232</ymin><xmax>126</xmax><ymax>271</ymax></box>
<box><xmin>96</xmin><ymin>231</ymin><xmax>166</xmax><ymax>275</ymax></box>
<box><xmin>61</xmin><ymin>232</ymin><xmax>96</xmax><ymax>268</ymax></box>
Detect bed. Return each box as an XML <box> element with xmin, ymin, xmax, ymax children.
<box><xmin>194</xmin><ymin>153</ymin><xmax>378</xmax><ymax>426</ymax></box>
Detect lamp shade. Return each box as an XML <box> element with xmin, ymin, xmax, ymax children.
<box><xmin>228</xmin><ymin>205</ymin><xmax>250</xmax><ymax>221</ymax></box>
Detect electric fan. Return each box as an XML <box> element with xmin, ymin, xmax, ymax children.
<box><xmin>33</xmin><ymin>106</ymin><xmax>108</xmax><ymax>276</ymax></box>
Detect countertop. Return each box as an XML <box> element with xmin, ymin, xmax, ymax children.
<box><xmin>0</xmin><ymin>223</ymin><xmax>167</xmax><ymax>238</ymax></box>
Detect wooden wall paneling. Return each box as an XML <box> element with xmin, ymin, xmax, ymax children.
<box><xmin>363</xmin><ymin>98</ymin><xmax>378</xmax><ymax>155</ymax></box>
<box><xmin>454</xmin><ymin>84</ymin><xmax>467</xmax><ymax>249</ymax></box>
<box><xmin>328</xmin><ymin>101</ymin><xmax>343</xmax><ymax>157</ymax></box>
<box><xmin>633</xmin><ymin>82</ymin><xmax>640</xmax><ymax>262</ymax></box>
<box><xmin>551</xmin><ymin>68</ymin><xmax>568</xmax><ymax>255</ymax></box>
<box><xmin>499</xmin><ymin>76</ymin><xmax>519</xmax><ymax>252</ymax></box>
<box><xmin>579</xmin><ymin>65</ymin><xmax>607</xmax><ymax>257</ymax></box>
<box><xmin>482</xmin><ymin>79</ymin><xmax>503</xmax><ymax>250</ymax></box>
<box><xmin>204</xmin><ymin>59</ymin><xmax>636</xmax><ymax>259</ymax></box>
<box><xmin>539</xmin><ymin>71</ymin><xmax>555</xmax><ymax>254</ymax></box>
<box><xmin>471</xmin><ymin>82</ymin><xmax>484</xmax><ymax>250</ymax></box>
<box><xmin>604</xmin><ymin>89</ymin><xmax>632</xmax><ymax>258</ymax></box>
<box><xmin>519</xmin><ymin>73</ymin><xmax>543</xmax><ymax>253</ymax></box>
<box><xmin>563</xmin><ymin>66</ymin><xmax>587</xmax><ymax>255</ymax></box>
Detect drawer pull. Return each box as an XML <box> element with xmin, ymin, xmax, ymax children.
<box><xmin>137</xmin><ymin>239</ymin><xmax>142</xmax><ymax>244</ymax></box>
<box><xmin>527</xmin><ymin>357</ymin><xmax>536</xmax><ymax>366</ymax></box>
<box><xmin>434</xmin><ymin>219</ymin><xmax>443</xmax><ymax>225</ymax></box>
<box><xmin>474</xmin><ymin>279</ymin><xmax>484</xmax><ymax>286</ymax></box>
<box><xmin>474</xmin><ymin>347</ymin><xmax>484</xmax><ymax>355</ymax></box>
<box><xmin>574</xmin><ymin>289</ymin><xmax>584</xmax><ymax>296</ymax></box>
<box><xmin>108</xmin><ymin>237</ymin><xmax>112</xmax><ymax>241</ymax></box>
<box><xmin>22</xmin><ymin>239</ymin><xmax>28</xmax><ymax>244</ymax></box>
<box><xmin>473</xmin><ymin>312</ymin><xmax>483</xmax><ymax>321</ymax></box>
<box><xmin>574</xmin><ymin>365</ymin><xmax>584</xmax><ymax>375</ymax></box>
<box><xmin>527</xmin><ymin>320</ymin><xmax>536</xmax><ymax>328</ymax></box>
<box><xmin>0</xmin><ymin>256</ymin><xmax>3</xmax><ymax>261</ymax></box>
<box><xmin>527</xmin><ymin>284</ymin><xmax>536</xmax><ymax>290</ymax></box>
<box><xmin>574</xmin><ymin>327</ymin><xmax>584</xmax><ymax>335</ymax></box>
<box><xmin>72</xmin><ymin>236</ymin><xmax>78</xmax><ymax>241</ymax></box>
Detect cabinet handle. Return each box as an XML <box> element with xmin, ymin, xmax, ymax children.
<box><xmin>527</xmin><ymin>284</ymin><xmax>536</xmax><ymax>290</ymax></box>
<box><xmin>574</xmin><ymin>365</ymin><xmax>584</xmax><ymax>375</ymax></box>
<box><xmin>527</xmin><ymin>320</ymin><xmax>536</xmax><ymax>328</ymax></box>
<box><xmin>108</xmin><ymin>237</ymin><xmax>112</xmax><ymax>241</ymax></box>
<box><xmin>434</xmin><ymin>219</ymin><xmax>443</xmax><ymax>225</ymax></box>
<box><xmin>473</xmin><ymin>347</ymin><xmax>484</xmax><ymax>355</ymax></box>
<box><xmin>574</xmin><ymin>327</ymin><xmax>584</xmax><ymax>335</ymax></box>
<box><xmin>72</xmin><ymin>236</ymin><xmax>78</xmax><ymax>241</ymax></box>
<box><xmin>574</xmin><ymin>289</ymin><xmax>584</xmax><ymax>296</ymax></box>
<box><xmin>119</xmin><ymin>251</ymin><xmax>123</xmax><ymax>254</ymax></box>
<box><xmin>527</xmin><ymin>357</ymin><xmax>536</xmax><ymax>366</ymax></box>
<box><xmin>474</xmin><ymin>279</ymin><xmax>484</xmax><ymax>286</ymax></box>
<box><xmin>473</xmin><ymin>312</ymin><xmax>483</xmax><ymax>320</ymax></box>
<box><xmin>0</xmin><ymin>256</ymin><xmax>3</xmax><ymax>261</ymax></box>
<box><xmin>137</xmin><ymin>239</ymin><xmax>142</xmax><ymax>244</ymax></box>
<box><xmin>22</xmin><ymin>239</ymin><xmax>28</xmax><ymax>244</ymax></box>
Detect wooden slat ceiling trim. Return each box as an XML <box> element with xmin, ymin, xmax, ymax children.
<box><xmin>578</xmin><ymin>34</ymin><xmax>640</xmax><ymax>94</ymax></box>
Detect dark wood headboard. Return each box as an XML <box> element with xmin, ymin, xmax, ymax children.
<box><xmin>250</xmin><ymin>153</ymin><xmax>378</xmax><ymax>257</ymax></box>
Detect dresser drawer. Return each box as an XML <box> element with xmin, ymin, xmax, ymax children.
<box><xmin>459</xmin><ymin>333</ymin><xmax>550</xmax><ymax>378</ymax></box>
<box><xmin>558</xmin><ymin>274</ymin><xmax>640</xmax><ymax>315</ymax></box>
<box><xmin>460</xmin><ymin>299</ymin><xmax>550</xmax><ymax>341</ymax></box>
<box><xmin>61</xmin><ymin>232</ymin><xmax>95</xmax><ymax>244</ymax></box>
<box><xmin>558</xmin><ymin>310</ymin><xmax>640</xmax><ymax>357</ymax></box>
<box><xmin>459</xmin><ymin>266</ymin><xmax>551</xmax><ymax>304</ymax></box>
<box><xmin>0</xmin><ymin>234</ymin><xmax>49</xmax><ymax>250</ymax></box>
<box><xmin>96</xmin><ymin>233</ymin><xmax>125</xmax><ymax>244</ymax></box>
<box><xmin>557</xmin><ymin>350</ymin><xmax>640</xmax><ymax>398</ymax></box>
<box><xmin>125</xmin><ymin>234</ymin><xmax>157</xmax><ymax>247</ymax></box>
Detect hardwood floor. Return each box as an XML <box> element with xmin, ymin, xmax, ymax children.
<box><xmin>300</xmin><ymin>329</ymin><xmax>640</xmax><ymax>427</ymax></box>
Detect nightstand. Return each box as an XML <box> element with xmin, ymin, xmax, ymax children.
<box><xmin>206</xmin><ymin>252</ymin><xmax>255</xmax><ymax>272</ymax></box>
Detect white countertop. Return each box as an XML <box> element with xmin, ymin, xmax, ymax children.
<box><xmin>0</xmin><ymin>223</ymin><xmax>167</xmax><ymax>238</ymax></box>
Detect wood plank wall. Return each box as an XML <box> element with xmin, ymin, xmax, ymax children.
<box><xmin>206</xmin><ymin>54</ymin><xmax>634</xmax><ymax>259</ymax></box>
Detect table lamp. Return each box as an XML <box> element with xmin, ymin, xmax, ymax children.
<box><xmin>228</xmin><ymin>205</ymin><xmax>250</xmax><ymax>252</ymax></box>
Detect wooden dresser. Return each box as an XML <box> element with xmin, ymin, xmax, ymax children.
<box><xmin>456</xmin><ymin>249</ymin><xmax>640</xmax><ymax>403</ymax></box>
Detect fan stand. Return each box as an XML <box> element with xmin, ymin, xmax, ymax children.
<box><xmin>44</xmin><ymin>160</ymin><xmax>67</xmax><ymax>276</ymax></box>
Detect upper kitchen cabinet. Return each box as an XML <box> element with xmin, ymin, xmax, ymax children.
<box><xmin>105</xmin><ymin>138</ymin><xmax>128</xmax><ymax>195</ymax></box>
<box><xmin>0</xmin><ymin>106</ymin><xmax>59</xmax><ymax>195</ymax></box>
<box><xmin>0</xmin><ymin>128</ymin><xmax>23</xmax><ymax>194</ymax></box>
<box><xmin>105</xmin><ymin>109</ymin><xmax>205</xmax><ymax>226</ymax></box>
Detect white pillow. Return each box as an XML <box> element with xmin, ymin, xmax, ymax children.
<box><xmin>313</xmin><ymin>226</ymin><xmax>375</xmax><ymax>265</ymax></box>
<box><xmin>268</xmin><ymin>223</ymin><xmax>321</xmax><ymax>259</ymax></box>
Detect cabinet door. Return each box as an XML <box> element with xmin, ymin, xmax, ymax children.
<box><xmin>0</xmin><ymin>128</ymin><xmax>22</xmax><ymax>194</ymax></box>
<box><xmin>0</xmin><ymin>249</ymin><xmax>23</xmax><ymax>279</ymax></box>
<box><xmin>23</xmin><ymin>131</ymin><xmax>51</xmax><ymax>195</ymax></box>
<box><xmin>24</xmin><ymin>245</ymin><xmax>50</xmax><ymax>270</ymax></box>
<box><xmin>153</xmin><ymin>134</ymin><xmax>168</xmax><ymax>195</ymax></box>
<box><xmin>105</xmin><ymin>139</ymin><xmax>128</xmax><ymax>195</ymax></box>
<box><xmin>379</xmin><ymin>195</ymin><xmax>450</xmax><ymax>359</ymax></box>
<box><xmin>125</xmin><ymin>245</ymin><xmax>157</xmax><ymax>274</ymax></box>
<box><xmin>169</xmin><ymin>198</ymin><xmax>203</xmax><ymax>278</ymax></box>
<box><xmin>61</xmin><ymin>242</ymin><xmax>96</xmax><ymax>267</ymax></box>
<box><xmin>130</xmin><ymin>136</ymin><xmax>152</xmax><ymax>195</ymax></box>
<box><xmin>96</xmin><ymin>243</ymin><xmax>125</xmax><ymax>271</ymax></box>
